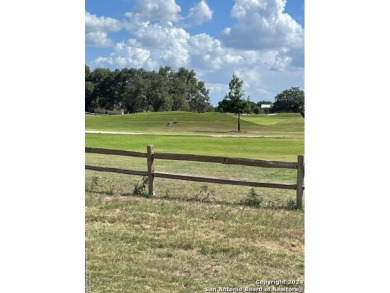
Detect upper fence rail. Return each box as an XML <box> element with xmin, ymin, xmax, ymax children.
<box><xmin>85</xmin><ymin>147</ymin><xmax>297</xmax><ymax>169</ymax></box>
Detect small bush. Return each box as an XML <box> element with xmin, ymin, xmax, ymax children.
<box><xmin>286</xmin><ymin>197</ymin><xmax>297</xmax><ymax>210</ymax></box>
<box><xmin>240</xmin><ymin>188</ymin><xmax>264</xmax><ymax>207</ymax></box>
<box><xmin>133</xmin><ymin>177</ymin><xmax>148</xmax><ymax>196</ymax></box>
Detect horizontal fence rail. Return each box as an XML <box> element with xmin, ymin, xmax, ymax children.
<box><xmin>86</xmin><ymin>147</ymin><xmax>147</xmax><ymax>158</ymax></box>
<box><xmin>153</xmin><ymin>153</ymin><xmax>297</xmax><ymax>169</ymax></box>
<box><xmin>85</xmin><ymin>146</ymin><xmax>305</xmax><ymax>209</ymax></box>
<box><xmin>154</xmin><ymin>172</ymin><xmax>297</xmax><ymax>190</ymax></box>
<box><xmin>85</xmin><ymin>165</ymin><xmax>148</xmax><ymax>177</ymax></box>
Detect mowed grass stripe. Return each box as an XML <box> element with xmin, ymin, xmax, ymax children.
<box><xmin>85</xmin><ymin>133</ymin><xmax>303</xmax><ymax>161</ymax></box>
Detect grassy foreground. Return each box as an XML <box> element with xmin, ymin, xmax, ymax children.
<box><xmin>86</xmin><ymin>194</ymin><xmax>304</xmax><ymax>292</ymax></box>
<box><xmin>85</xmin><ymin>111</ymin><xmax>305</xmax><ymax>292</ymax></box>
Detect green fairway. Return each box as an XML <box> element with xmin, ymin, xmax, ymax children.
<box><xmin>86</xmin><ymin>112</ymin><xmax>304</xmax><ymax>138</ymax></box>
<box><xmin>240</xmin><ymin>113</ymin><xmax>304</xmax><ymax>132</ymax></box>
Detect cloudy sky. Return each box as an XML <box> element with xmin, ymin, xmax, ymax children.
<box><xmin>85</xmin><ymin>0</ymin><xmax>304</xmax><ymax>105</ymax></box>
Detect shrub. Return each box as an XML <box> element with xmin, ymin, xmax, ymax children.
<box><xmin>286</xmin><ymin>197</ymin><xmax>297</xmax><ymax>210</ymax></box>
<box><xmin>133</xmin><ymin>177</ymin><xmax>148</xmax><ymax>196</ymax></box>
<box><xmin>240</xmin><ymin>188</ymin><xmax>264</xmax><ymax>207</ymax></box>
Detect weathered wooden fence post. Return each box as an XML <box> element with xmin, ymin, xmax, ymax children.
<box><xmin>147</xmin><ymin>145</ymin><xmax>155</xmax><ymax>196</ymax></box>
<box><xmin>296</xmin><ymin>155</ymin><xmax>304</xmax><ymax>209</ymax></box>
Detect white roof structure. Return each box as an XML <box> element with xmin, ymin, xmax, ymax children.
<box><xmin>261</xmin><ymin>104</ymin><xmax>272</xmax><ymax>109</ymax></box>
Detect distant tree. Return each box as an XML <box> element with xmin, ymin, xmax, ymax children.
<box><xmin>143</xmin><ymin>70</ymin><xmax>172</xmax><ymax>112</ymax></box>
<box><xmin>174</xmin><ymin>67</ymin><xmax>212</xmax><ymax>113</ymax></box>
<box><xmin>273</xmin><ymin>87</ymin><xmax>305</xmax><ymax>118</ymax></box>
<box><xmin>85</xmin><ymin>65</ymin><xmax>95</xmax><ymax>112</ymax></box>
<box><xmin>84</xmin><ymin>65</ymin><xmax>211</xmax><ymax>113</ymax></box>
<box><xmin>86</xmin><ymin>67</ymin><xmax>113</xmax><ymax>111</ymax></box>
<box><xmin>122</xmin><ymin>69</ymin><xmax>146</xmax><ymax>113</ymax></box>
<box><xmin>189</xmin><ymin>80</ymin><xmax>212</xmax><ymax>112</ymax></box>
<box><xmin>244</xmin><ymin>98</ymin><xmax>259</xmax><ymax>114</ymax></box>
<box><xmin>218</xmin><ymin>75</ymin><xmax>247</xmax><ymax>132</ymax></box>
<box><xmin>169</xmin><ymin>71</ymin><xmax>190</xmax><ymax>111</ymax></box>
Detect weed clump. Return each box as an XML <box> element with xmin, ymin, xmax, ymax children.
<box><xmin>240</xmin><ymin>188</ymin><xmax>264</xmax><ymax>207</ymax></box>
<box><xmin>88</xmin><ymin>176</ymin><xmax>100</xmax><ymax>191</ymax></box>
<box><xmin>286</xmin><ymin>197</ymin><xmax>297</xmax><ymax>210</ymax></box>
<box><xmin>194</xmin><ymin>185</ymin><xmax>216</xmax><ymax>203</ymax></box>
<box><xmin>133</xmin><ymin>177</ymin><xmax>148</xmax><ymax>196</ymax></box>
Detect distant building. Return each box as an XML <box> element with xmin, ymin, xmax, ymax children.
<box><xmin>260</xmin><ymin>103</ymin><xmax>273</xmax><ymax>114</ymax></box>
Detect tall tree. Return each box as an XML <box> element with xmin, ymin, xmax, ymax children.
<box><xmin>145</xmin><ymin>71</ymin><xmax>172</xmax><ymax>112</ymax></box>
<box><xmin>218</xmin><ymin>75</ymin><xmax>247</xmax><ymax>132</ymax></box>
<box><xmin>122</xmin><ymin>69</ymin><xmax>146</xmax><ymax>113</ymax></box>
<box><xmin>85</xmin><ymin>65</ymin><xmax>95</xmax><ymax>112</ymax></box>
<box><xmin>273</xmin><ymin>87</ymin><xmax>305</xmax><ymax>118</ymax></box>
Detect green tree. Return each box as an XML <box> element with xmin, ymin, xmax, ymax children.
<box><xmin>174</xmin><ymin>67</ymin><xmax>211</xmax><ymax>112</ymax></box>
<box><xmin>218</xmin><ymin>75</ymin><xmax>247</xmax><ymax>131</ymax></box>
<box><xmin>84</xmin><ymin>65</ymin><xmax>212</xmax><ymax>114</ymax></box>
<box><xmin>85</xmin><ymin>65</ymin><xmax>96</xmax><ymax>112</ymax></box>
<box><xmin>145</xmin><ymin>71</ymin><xmax>172</xmax><ymax>112</ymax></box>
<box><xmin>273</xmin><ymin>87</ymin><xmax>305</xmax><ymax>118</ymax></box>
<box><xmin>122</xmin><ymin>69</ymin><xmax>146</xmax><ymax>113</ymax></box>
<box><xmin>189</xmin><ymin>80</ymin><xmax>212</xmax><ymax>113</ymax></box>
<box><xmin>87</xmin><ymin>67</ymin><xmax>113</xmax><ymax>111</ymax></box>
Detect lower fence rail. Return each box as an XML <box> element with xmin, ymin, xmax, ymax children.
<box><xmin>154</xmin><ymin>171</ymin><xmax>296</xmax><ymax>190</ymax></box>
<box><xmin>85</xmin><ymin>165</ymin><xmax>148</xmax><ymax>176</ymax></box>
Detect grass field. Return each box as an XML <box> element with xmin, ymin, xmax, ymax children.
<box><xmin>85</xmin><ymin>111</ymin><xmax>305</xmax><ymax>292</ymax></box>
<box><xmin>86</xmin><ymin>112</ymin><xmax>304</xmax><ymax>138</ymax></box>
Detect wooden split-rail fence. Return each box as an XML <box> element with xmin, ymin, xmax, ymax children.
<box><xmin>85</xmin><ymin>146</ymin><xmax>305</xmax><ymax>209</ymax></box>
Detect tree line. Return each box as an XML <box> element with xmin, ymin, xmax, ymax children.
<box><xmin>85</xmin><ymin>65</ymin><xmax>213</xmax><ymax>113</ymax></box>
<box><xmin>85</xmin><ymin>66</ymin><xmax>304</xmax><ymax>117</ymax></box>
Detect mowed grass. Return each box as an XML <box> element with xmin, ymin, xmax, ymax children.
<box><xmin>240</xmin><ymin>113</ymin><xmax>304</xmax><ymax>134</ymax></box>
<box><xmin>86</xmin><ymin>112</ymin><xmax>304</xmax><ymax>138</ymax></box>
<box><xmin>86</xmin><ymin>133</ymin><xmax>303</xmax><ymax>161</ymax></box>
<box><xmin>85</xmin><ymin>111</ymin><xmax>304</xmax><ymax>292</ymax></box>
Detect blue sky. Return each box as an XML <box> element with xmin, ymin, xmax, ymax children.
<box><xmin>85</xmin><ymin>0</ymin><xmax>304</xmax><ymax>105</ymax></box>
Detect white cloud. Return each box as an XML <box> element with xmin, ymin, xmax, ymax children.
<box><xmin>132</xmin><ymin>22</ymin><xmax>191</xmax><ymax>68</ymax></box>
<box><xmin>91</xmin><ymin>41</ymin><xmax>152</xmax><ymax>69</ymax></box>
<box><xmin>221</xmin><ymin>0</ymin><xmax>304</xmax><ymax>51</ymax></box>
<box><xmin>85</xmin><ymin>32</ymin><xmax>114</xmax><ymax>47</ymax></box>
<box><xmin>188</xmin><ymin>34</ymin><xmax>221</xmax><ymax>54</ymax></box>
<box><xmin>134</xmin><ymin>22</ymin><xmax>189</xmax><ymax>50</ymax></box>
<box><xmin>188</xmin><ymin>0</ymin><xmax>213</xmax><ymax>25</ymax></box>
<box><xmin>125</xmin><ymin>0</ymin><xmax>181</xmax><ymax>23</ymax></box>
<box><xmin>85</xmin><ymin>11</ymin><xmax>121</xmax><ymax>32</ymax></box>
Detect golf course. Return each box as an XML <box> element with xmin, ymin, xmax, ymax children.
<box><xmin>85</xmin><ymin>111</ymin><xmax>305</xmax><ymax>292</ymax></box>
